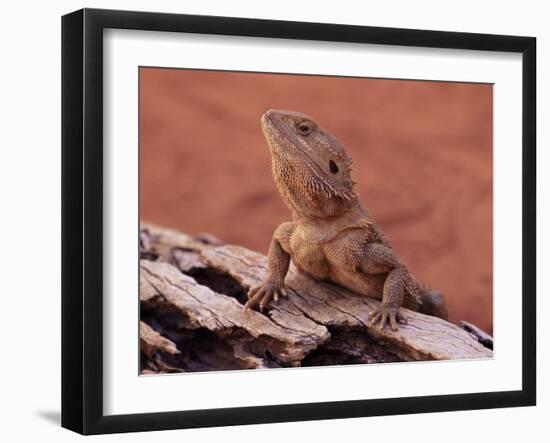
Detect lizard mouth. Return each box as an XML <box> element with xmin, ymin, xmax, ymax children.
<box><xmin>260</xmin><ymin>110</ymin><xmax>282</xmax><ymax>141</ymax></box>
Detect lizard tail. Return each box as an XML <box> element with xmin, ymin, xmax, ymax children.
<box><xmin>402</xmin><ymin>277</ymin><xmax>448</xmax><ymax>321</ymax></box>
<box><xmin>417</xmin><ymin>285</ymin><xmax>449</xmax><ymax>320</ymax></box>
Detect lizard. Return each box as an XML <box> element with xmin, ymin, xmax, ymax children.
<box><xmin>244</xmin><ymin>109</ymin><xmax>448</xmax><ymax>331</ymax></box>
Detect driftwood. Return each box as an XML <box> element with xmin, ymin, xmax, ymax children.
<box><xmin>139</xmin><ymin>222</ymin><xmax>492</xmax><ymax>374</ymax></box>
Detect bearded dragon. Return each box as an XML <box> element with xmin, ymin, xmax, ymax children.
<box><xmin>244</xmin><ymin>109</ymin><xmax>448</xmax><ymax>331</ymax></box>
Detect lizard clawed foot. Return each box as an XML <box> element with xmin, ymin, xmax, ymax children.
<box><xmin>244</xmin><ymin>280</ymin><xmax>287</xmax><ymax>313</ymax></box>
<box><xmin>368</xmin><ymin>306</ymin><xmax>408</xmax><ymax>331</ymax></box>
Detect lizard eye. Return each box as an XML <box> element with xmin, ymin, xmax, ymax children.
<box><xmin>296</xmin><ymin>121</ymin><xmax>313</xmax><ymax>136</ymax></box>
<box><xmin>329</xmin><ymin>160</ymin><xmax>339</xmax><ymax>174</ymax></box>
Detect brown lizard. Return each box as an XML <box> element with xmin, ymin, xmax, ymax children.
<box><xmin>244</xmin><ymin>109</ymin><xmax>448</xmax><ymax>331</ymax></box>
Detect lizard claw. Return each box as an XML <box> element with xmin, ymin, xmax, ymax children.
<box><xmin>368</xmin><ymin>306</ymin><xmax>407</xmax><ymax>331</ymax></box>
<box><xmin>244</xmin><ymin>280</ymin><xmax>286</xmax><ymax>313</ymax></box>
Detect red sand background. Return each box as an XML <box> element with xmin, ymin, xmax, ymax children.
<box><xmin>139</xmin><ymin>68</ymin><xmax>493</xmax><ymax>333</ymax></box>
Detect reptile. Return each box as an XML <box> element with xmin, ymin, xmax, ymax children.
<box><xmin>244</xmin><ymin>109</ymin><xmax>448</xmax><ymax>331</ymax></box>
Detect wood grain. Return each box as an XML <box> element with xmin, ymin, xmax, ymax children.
<box><xmin>139</xmin><ymin>222</ymin><xmax>492</xmax><ymax>373</ymax></box>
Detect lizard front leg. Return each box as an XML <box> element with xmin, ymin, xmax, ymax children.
<box><xmin>360</xmin><ymin>243</ymin><xmax>411</xmax><ymax>331</ymax></box>
<box><xmin>368</xmin><ymin>267</ymin><xmax>409</xmax><ymax>331</ymax></box>
<box><xmin>245</xmin><ymin>223</ymin><xmax>293</xmax><ymax>312</ymax></box>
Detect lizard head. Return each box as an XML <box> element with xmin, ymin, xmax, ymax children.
<box><xmin>261</xmin><ymin>109</ymin><xmax>356</xmax><ymax>218</ymax></box>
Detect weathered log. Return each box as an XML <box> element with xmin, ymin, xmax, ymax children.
<box><xmin>460</xmin><ymin>320</ymin><xmax>494</xmax><ymax>350</ymax></box>
<box><xmin>139</xmin><ymin>222</ymin><xmax>492</xmax><ymax>374</ymax></box>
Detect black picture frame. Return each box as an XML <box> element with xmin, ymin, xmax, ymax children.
<box><xmin>61</xmin><ymin>8</ymin><xmax>536</xmax><ymax>435</ymax></box>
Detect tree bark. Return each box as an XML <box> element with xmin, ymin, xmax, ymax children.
<box><xmin>139</xmin><ymin>222</ymin><xmax>492</xmax><ymax>373</ymax></box>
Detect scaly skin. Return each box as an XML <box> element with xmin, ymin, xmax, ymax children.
<box><xmin>245</xmin><ymin>109</ymin><xmax>448</xmax><ymax>330</ymax></box>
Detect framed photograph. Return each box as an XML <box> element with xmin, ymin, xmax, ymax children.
<box><xmin>61</xmin><ymin>8</ymin><xmax>536</xmax><ymax>435</ymax></box>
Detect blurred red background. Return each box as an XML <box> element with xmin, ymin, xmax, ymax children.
<box><xmin>139</xmin><ymin>68</ymin><xmax>493</xmax><ymax>333</ymax></box>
